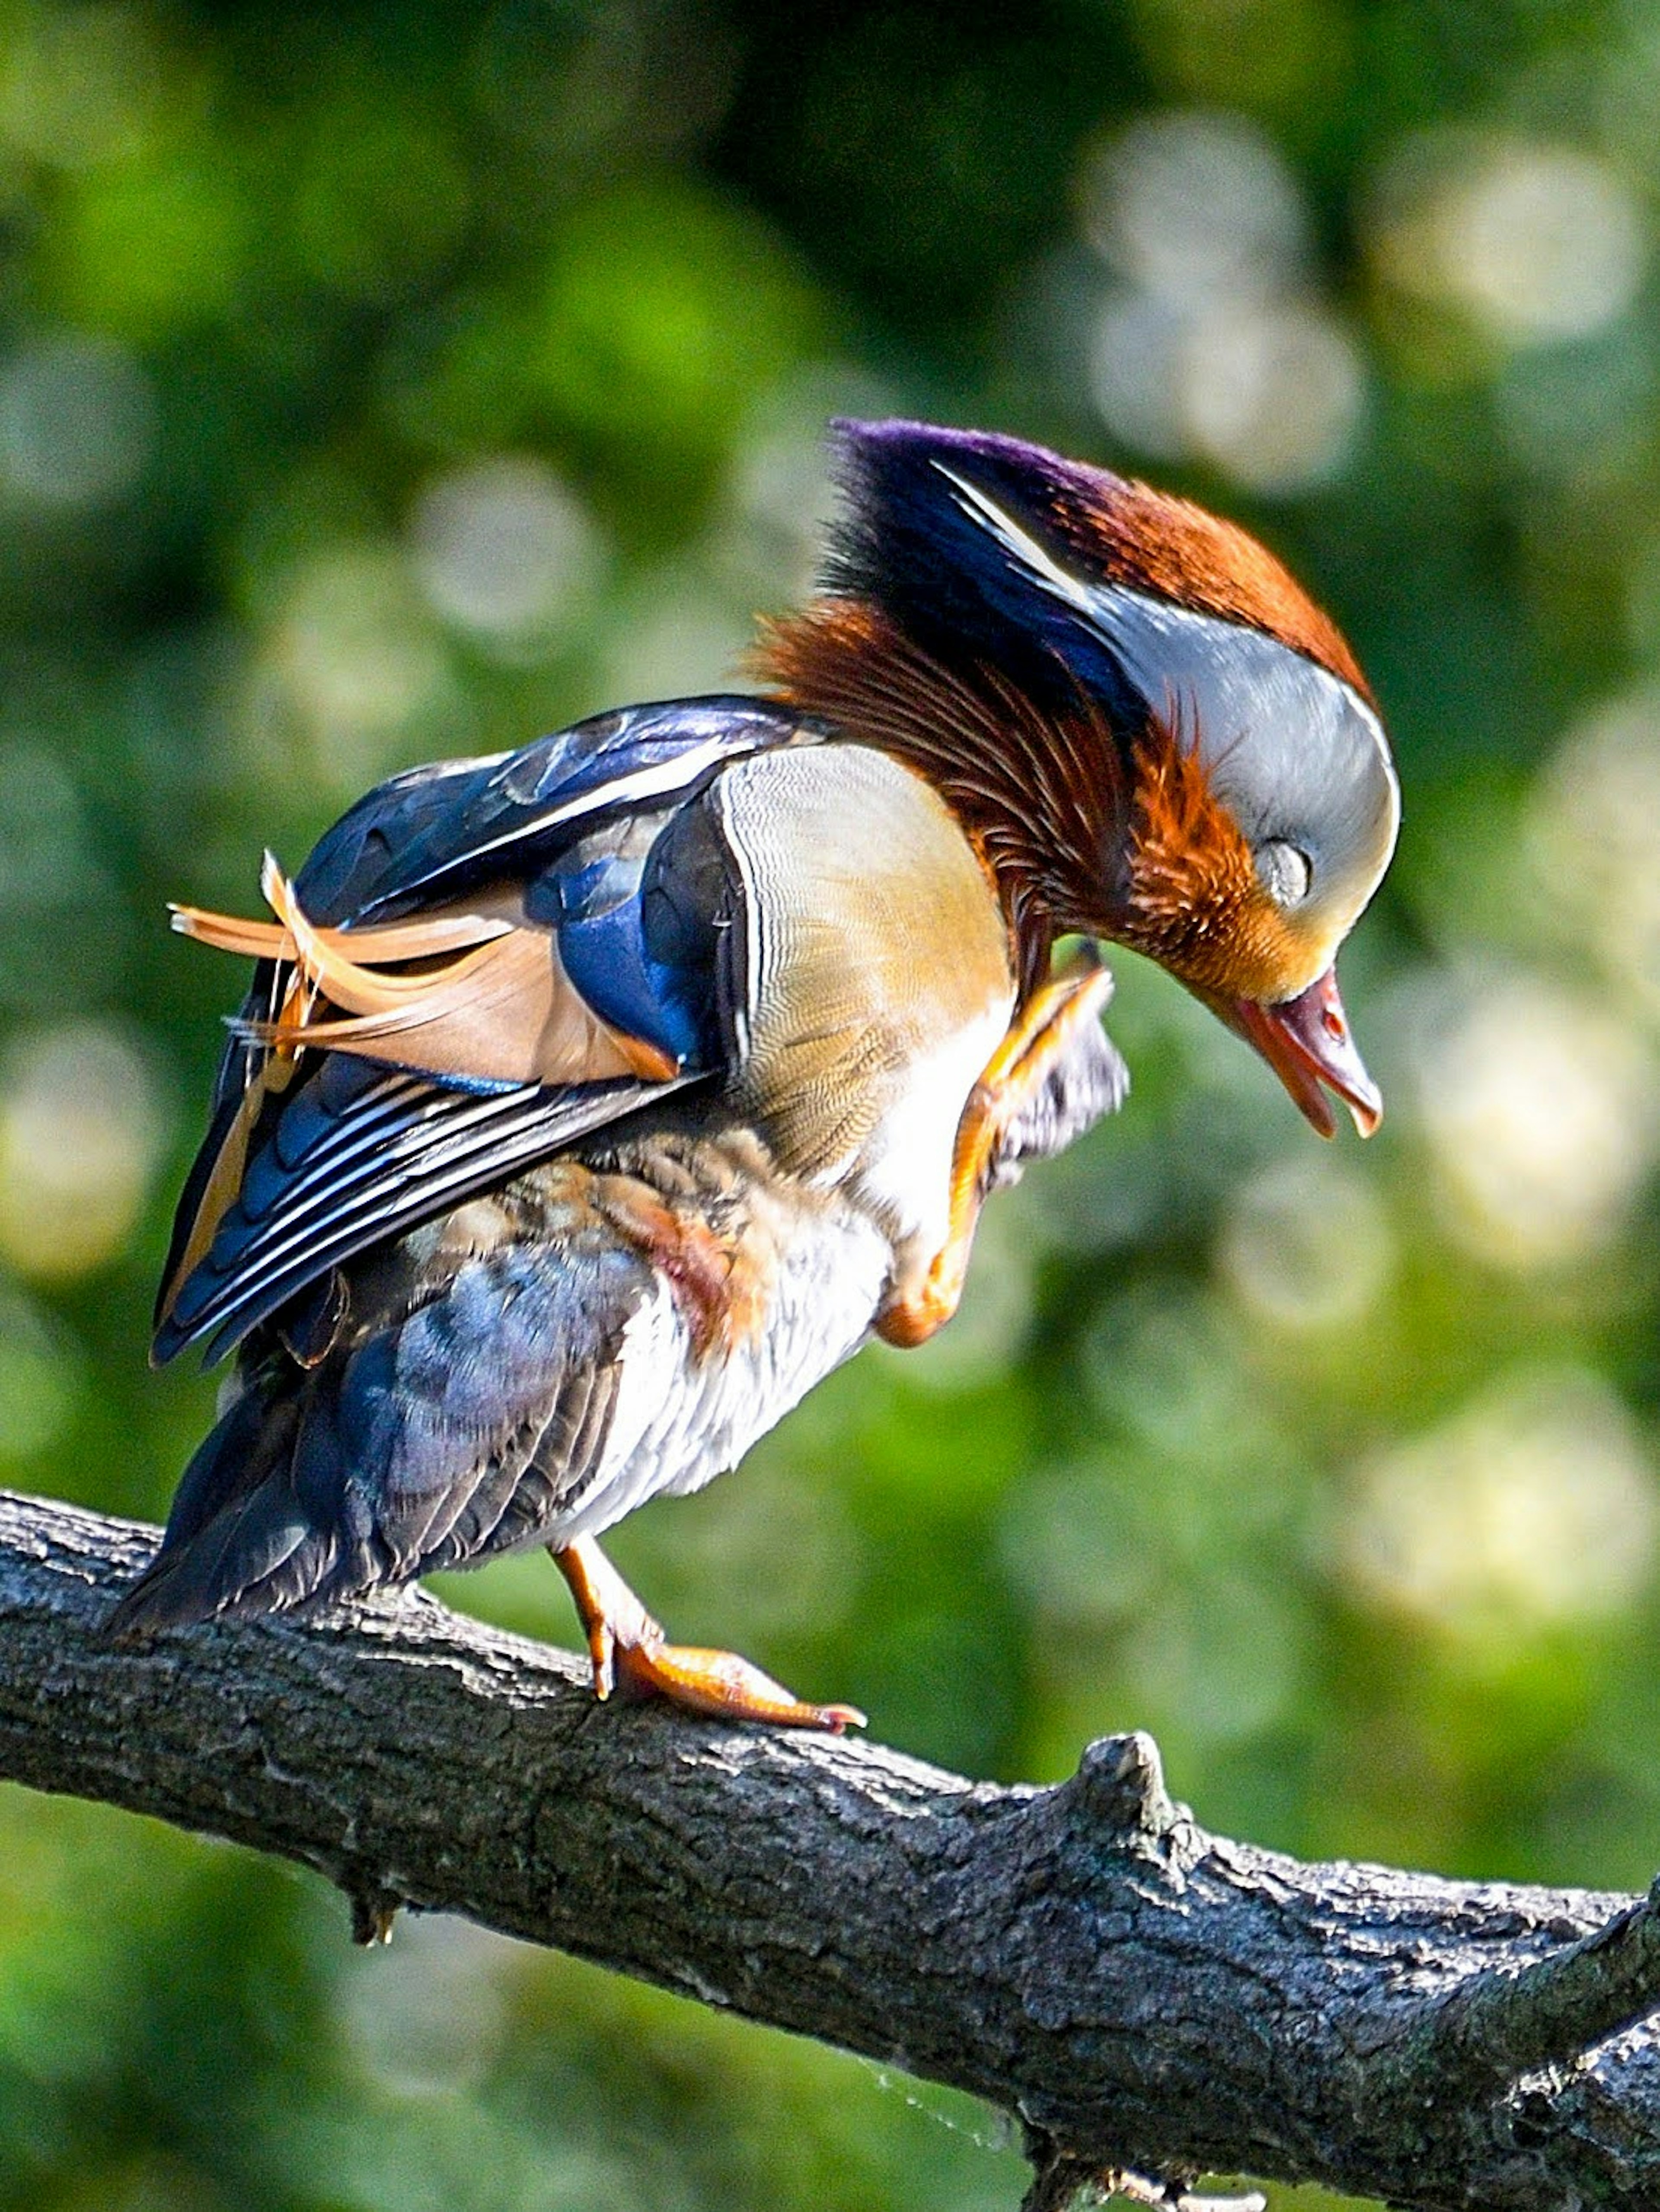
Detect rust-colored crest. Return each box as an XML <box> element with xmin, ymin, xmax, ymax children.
<box><xmin>1045</xmin><ymin>479</ymin><xmax>1373</xmax><ymax>706</ymax></box>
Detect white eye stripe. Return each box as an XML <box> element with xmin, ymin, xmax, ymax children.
<box><xmin>935</xmin><ymin>458</ymin><xmax>1401</xmax><ymax>916</ymax></box>
<box><xmin>937</xmin><ymin>461</ymin><xmax>1395</xmax><ymax>774</ymax></box>
<box><xmin>936</xmin><ymin>464</ymin><xmax>1099</xmax><ymax>615</ymax></box>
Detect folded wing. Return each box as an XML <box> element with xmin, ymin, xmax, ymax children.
<box><xmin>155</xmin><ymin>696</ymin><xmax>824</xmax><ymax>1366</ymax></box>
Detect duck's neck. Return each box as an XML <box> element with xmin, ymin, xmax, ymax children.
<box><xmin>754</xmin><ymin>599</ymin><xmax>1131</xmax><ymax>997</ymax></box>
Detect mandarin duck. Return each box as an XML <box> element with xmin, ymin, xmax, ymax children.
<box><xmin>112</xmin><ymin>420</ymin><xmax>1400</xmax><ymax>1731</ymax></box>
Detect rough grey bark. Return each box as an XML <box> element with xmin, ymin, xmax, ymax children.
<box><xmin>0</xmin><ymin>1485</ymin><xmax>1656</xmax><ymax>2212</ymax></box>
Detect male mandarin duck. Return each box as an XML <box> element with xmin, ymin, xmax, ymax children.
<box><xmin>112</xmin><ymin>420</ymin><xmax>1400</xmax><ymax>1731</ymax></box>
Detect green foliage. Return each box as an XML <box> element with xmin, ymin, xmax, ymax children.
<box><xmin>0</xmin><ymin>3</ymin><xmax>1656</xmax><ymax>2205</ymax></box>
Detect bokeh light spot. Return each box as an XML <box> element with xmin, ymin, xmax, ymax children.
<box><xmin>1405</xmin><ymin>969</ymin><xmax>1656</xmax><ymax>1269</ymax></box>
<box><xmin>1086</xmin><ymin>289</ymin><xmax>1189</xmax><ymax>458</ymax></box>
<box><xmin>1529</xmin><ymin>688</ymin><xmax>1660</xmax><ymax>1017</ymax></box>
<box><xmin>1219</xmin><ymin>1153</ymin><xmax>1393</xmax><ymax>1330</ymax></box>
<box><xmin>0</xmin><ymin>331</ymin><xmax>155</xmax><ymax>509</ymax></box>
<box><xmin>1079</xmin><ymin>110</ymin><xmax>1307</xmax><ymax>306</ymax></box>
<box><xmin>0</xmin><ymin>743</ymin><xmax>102</xmax><ymax>919</ymax></box>
<box><xmin>1370</xmin><ymin>136</ymin><xmax>1646</xmax><ymax>347</ymax></box>
<box><xmin>0</xmin><ymin>1022</ymin><xmax>169</xmax><ymax>1280</ymax></box>
<box><xmin>1178</xmin><ymin>294</ymin><xmax>1364</xmax><ymax>491</ymax></box>
<box><xmin>263</xmin><ymin>545</ymin><xmax>451</xmax><ymax>789</ymax></box>
<box><xmin>1077</xmin><ymin>109</ymin><xmax>1360</xmax><ymax>488</ymax></box>
<box><xmin>1344</xmin><ymin>1368</ymin><xmax>1657</xmax><ymax>1641</ymax></box>
<box><xmin>411</xmin><ymin>456</ymin><xmax>605</xmax><ymax>655</ymax></box>
<box><xmin>598</xmin><ymin>569</ymin><xmax>752</xmax><ymax>702</ymax></box>
<box><xmin>337</xmin><ymin>1916</ymin><xmax>513</xmax><ymax>2098</ymax></box>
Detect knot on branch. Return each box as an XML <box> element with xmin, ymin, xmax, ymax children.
<box><xmin>1063</xmin><ymin>1731</ymin><xmax>1180</xmax><ymax>1848</ymax></box>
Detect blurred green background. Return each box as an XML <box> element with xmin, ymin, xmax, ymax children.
<box><xmin>0</xmin><ymin>0</ymin><xmax>1657</xmax><ymax>2206</ymax></box>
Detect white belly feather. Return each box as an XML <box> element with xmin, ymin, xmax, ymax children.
<box><xmin>553</xmin><ymin>1201</ymin><xmax>893</xmax><ymax>1543</ymax></box>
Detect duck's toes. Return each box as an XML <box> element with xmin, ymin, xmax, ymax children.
<box><xmin>612</xmin><ymin>1637</ymin><xmax>865</xmax><ymax>1733</ymax></box>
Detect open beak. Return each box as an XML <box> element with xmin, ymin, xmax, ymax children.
<box><xmin>1228</xmin><ymin>967</ymin><xmax>1382</xmax><ymax>1139</ymax></box>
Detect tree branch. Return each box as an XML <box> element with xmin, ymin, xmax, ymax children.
<box><xmin>0</xmin><ymin>1486</ymin><xmax>1656</xmax><ymax>2212</ymax></box>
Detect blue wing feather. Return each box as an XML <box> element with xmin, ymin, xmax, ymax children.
<box><xmin>304</xmin><ymin>695</ymin><xmax>814</xmax><ymax>924</ymax></box>
<box><xmin>155</xmin><ymin>1061</ymin><xmax>704</xmax><ymax>1366</ymax></box>
<box><xmin>156</xmin><ymin>695</ymin><xmax>821</xmax><ymax>1367</ymax></box>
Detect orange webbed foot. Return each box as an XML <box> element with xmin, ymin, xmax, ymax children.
<box><xmin>551</xmin><ymin>1538</ymin><xmax>865</xmax><ymax>1734</ymax></box>
<box><xmin>610</xmin><ymin>1637</ymin><xmax>865</xmax><ymax>1733</ymax></box>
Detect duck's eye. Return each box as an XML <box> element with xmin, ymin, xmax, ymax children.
<box><xmin>1258</xmin><ymin>840</ymin><xmax>1312</xmax><ymax>907</ymax></box>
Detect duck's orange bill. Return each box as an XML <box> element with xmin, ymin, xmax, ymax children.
<box><xmin>1232</xmin><ymin>967</ymin><xmax>1382</xmax><ymax>1140</ymax></box>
